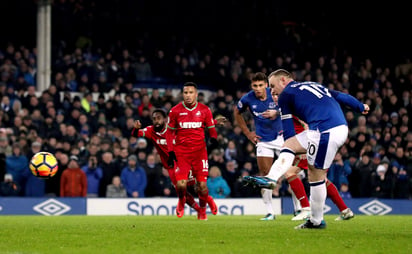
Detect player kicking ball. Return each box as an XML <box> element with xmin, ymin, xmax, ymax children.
<box><xmin>244</xmin><ymin>69</ymin><xmax>368</xmax><ymax>229</ymax></box>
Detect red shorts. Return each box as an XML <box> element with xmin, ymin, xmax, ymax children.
<box><xmin>168</xmin><ymin>168</ymin><xmax>196</xmax><ymax>186</ymax></box>
<box><xmin>175</xmin><ymin>148</ymin><xmax>209</xmax><ymax>182</ymax></box>
<box><xmin>293</xmin><ymin>154</ymin><xmax>308</xmax><ymax>170</ymax></box>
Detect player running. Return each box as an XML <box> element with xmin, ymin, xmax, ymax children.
<box><xmin>166</xmin><ymin>82</ymin><xmax>220</xmax><ymax>220</ymax></box>
<box><xmin>131</xmin><ymin>108</ymin><xmax>226</xmax><ymax>219</ymax></box>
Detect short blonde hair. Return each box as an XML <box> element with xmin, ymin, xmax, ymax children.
<box><xmin>268</xmin><ymin>69</ymin><xmax>293</xmax><ymax>79</ymax></box>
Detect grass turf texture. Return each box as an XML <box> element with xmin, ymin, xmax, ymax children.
<box><xmin>0</xmin><ymin>215</ymin><xmax>411</xmax><ymax>254</ymax></box>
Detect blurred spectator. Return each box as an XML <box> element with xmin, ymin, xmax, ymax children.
<box><xmin>6</xmin><ymin>143</ymin><xmax>28</xmax><ymax>194</ymax></box>
<box><xmin>98</xmin><ymin>151</ymin><xmax>119</xmax><ymax>197</ymax></box>
<box><xmin>351</xmin><ymin>153</ymin><xmax>374</xmax><ymax>197</ymax></box>
<box><xmin>224</xmin><ymin>140</ymin><xmax>239</xmax><ymax>161</ymax></box>
<box><xmin>81</xmin><ymin>155</ymin><xmax>103</xmax><ymax>197</ymax></box>
<box><xmin>207</xmin><ymin>166</ymin><xmax>231</xmax><ymax>199</ymax></box>
<box><xmin>327</xmin><ymin>152</ymin><xmax>352</xmax><ymax>190</ymax></box>
<box><xmin>222</xmin><ymin>160</ymin><xmax>240</xmax><ymax>194</ymax></box>
<box><xmin>45</xmin><ymin>152</ymin><xmax>69</xmax><ymax>197</ymax></box>
<box><xmin>209</xmin><ymin>149</ymin><xmax>225</xmax><ymax>170</ymax></box>
<box><xmin>372</xmin><ymin>163</ymin><xmax>392</xmax><ymax>198</ymax></box>
<box><xmin>142</xmin><ymin>153</ymin><xmax>162</xmax><ymax>197</ymax></box>
<box><xmin>120</xmin><ymin>154</ymin><xmax>147</xmax><ymax>198</ymax></box>
<box><xmin>60</xmin><ymin>155</ymin><xmax>87</xmax><ymax>197</ymax></box>
<box><xmin>0</xmin><ymin>173</ymin><xmax>21</xmax><ymax>196</ymax></box>
<box><xmin>106</xmin><ymin>175</ymin><xmax>127</xmax><ymax>198</ymax></box>
<box><xmin>153</xmin><ymin>167</ymin><xmax>176</xmax><ymax>197</ymax></box>
<box><xmin>339</xmin><ymin>183</ymin><xmax>352</xmax><ymax>199</ymax></box>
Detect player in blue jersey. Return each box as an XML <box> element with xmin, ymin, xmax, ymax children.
<box><xmin>246</xmin><ymin>69</ymin><xmax>369</xmax><ymax>229</ymax></box>
<box><xmin>234</xmin><ymin>72</ymin><xmax>284</xmax><ymax>220</ymax></box>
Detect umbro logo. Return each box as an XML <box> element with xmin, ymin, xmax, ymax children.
<box><xmin>33</xmin><ymin>199</ymin><xmax>71</xmax><ymax>216</ymax></box>
<box><xmin>359</xmin><ymin>200</ymin><xmax>392</xmax><ymax>215</ymax></box>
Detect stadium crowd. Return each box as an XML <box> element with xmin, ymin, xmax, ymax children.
<box><xmin>0</xmin><ymin>1</ymin><xmax>411</xmax><ymax>200</ymax></box>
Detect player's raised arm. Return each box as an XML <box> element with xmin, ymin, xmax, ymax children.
<box><xmin>131</xmin><ymin>120</ymin><xmax>142</xmax><ymax>138</ymax></box>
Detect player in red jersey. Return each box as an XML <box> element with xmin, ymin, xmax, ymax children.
<box><xmin>131</xmin><ymin>108</ymin><xmax>226</xmax><ymax>219</ymax></box>
<box><xmin>166</xmin><ymin>82</ymin><xmax>219</xmax><ymax>220</ymax></box>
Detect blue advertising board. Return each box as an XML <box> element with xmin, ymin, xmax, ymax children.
<box><xmin>0</xmin><ymin>198</ymin><xmax>86</xmax><ymax>215</ymax></box>
<box><xmin>281</xmin><ymin>197</ymin><xmax>412</xmax><ymax>215</ymax></box>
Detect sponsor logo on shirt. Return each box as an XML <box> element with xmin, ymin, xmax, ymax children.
<box><xmin>156</xmin><ymin>139</ymin><xmax>167</xmax><ymax>145</ymax></box>
<box><xmin>179</xmin><ymin>112</ymin><xmax>188</xmax><ymax>115</ymax></box>
<box><xmin>179</xmin><ymin>122</ymin><xmax>202</xmax><ymax>128</ymax></box>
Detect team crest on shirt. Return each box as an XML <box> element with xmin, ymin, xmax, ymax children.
<box><xmin>269</xmin><ymin>102</ymin><xmax>276</xmax><ymax>108</ymax></box>
<box><xmin>195</xmin><ymin>111</ymin><xmax>201</xmax><ymax>116</ymax></box>
<box><xmin>252</xmin><ymin>104</ymin><xmax>257</xmax><ymax>109</ymax></box>
<box><xmin>237</xmin><ymin>101</ymin><xmax>243</xmax><ymax>108</ymax></box>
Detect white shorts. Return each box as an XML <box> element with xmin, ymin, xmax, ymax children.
<box><xmin>256</xmin><ymin>135</ymin><xmax>284</xmax><ymax>158</ymax></box>
<box><xmin>295</xmin><ymin>125</ymin><xmax>348</xmax><ymax>169</ymax></box>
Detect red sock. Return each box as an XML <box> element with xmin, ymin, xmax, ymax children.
<box><xmin>287</xmin><ymin>175</ymin><xmax>310</xmax><ymax>208</ymax></box>
<box><xmin>326</xmin><ymin>179</ymin><xmax>347</xmax><ymax>212</ymax></box>
<box><xmin>185</xmin><ymin>193</ymin><xmax>200</xmax><ymax>211</ymax></box>
<box><xmin>198</xmin><ymin>188</ymin><xmax>209</xmax><ymax>209</ymax></box>
<box><xmin>177</xmin><ymin>187</ymin><xmax>186</xmax><ymax>204</ymax></box>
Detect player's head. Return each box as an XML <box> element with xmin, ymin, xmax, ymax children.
<box><xmin>182</xmin><ymin>82</ymin><xmax>198</xmax><ymax>106</ymax></box>
<box><xmin>152</xmin><ymin>108</ymin><xmax>167</xmax><ymax>132</ymax></box>
<box><xmin>250</xmin><ymin>72</ymin><xmax>268</xmax><ymax>99</ymax></box>
<box><xmin>268</xmin><ymin>69</ymin><xmax>293</xmax><ymax>96</ymax></box>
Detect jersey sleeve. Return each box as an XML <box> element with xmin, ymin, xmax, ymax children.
<box><xmin>167</xmin><ymin>109</ymin><xmax>177</xmax><ymax>130</ymax></box>
<box><xmin>205</xmin><ymin>107</ymin><xmax>217</xmax><ymax>139</ymax></box>
<box><xmin>330</xmin><ymin>89</ymin><xmax>365</xmax><ymax>112</ymax></box>
<box><xmin>166</xmin><ymin>109</ymin><xmax>177</xmax><ymax>152</ymax></box>
<box><xmin>131</xmin><ymin>126</ymin><xmax>152</xmax><ymax>139</ymax></box>
<box><xmin>236</xmin><ymin>95</ymin><xmax>248</xmax><ymax>113</ymax></box>
<box><xmin>278</xmin><ymin>91</ymin><xmax>296</xmax><ymax>140</ymax></box>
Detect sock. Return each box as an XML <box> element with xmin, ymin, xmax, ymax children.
<box><xmin>326</xmin><ymin>179</ymin><xmax>347</xmax><ymax>212</ymax></box>
<box><xmin>267</xmin><ymin>148</ymin><xmax>296</xmax><ymax>181</ymax></box>
<box><xmin>291</xmin><ymin>191</ymin><xmax>302</xmax><ymax>212</ymax></box>
<box><xmin>288</xmin><ymin>175</ymin><xmax>310</xmax><ymax>208</ymax></box>
<box><xmin>177</xmin><ymin>187</ymin><xmax>187</xmax><ymax>206</ymax></box>
<box><xmin>261</xmin><ymin>188</ymin><xmax>274</xmax><ymax>214</ymax></box>
<box><xmin>309</xmin><ymin>180</ymin><xmax>326</xmax><ymax>225</ymax></box>
<box><xmin>198</xmin><ymin>188</ymin><xmax>209</xmax><ymax>209</ymax></box>
<box><xmin>185</xmin><ymin>193</ymin><xmax>200</xmax><ymax>211</ymax></box>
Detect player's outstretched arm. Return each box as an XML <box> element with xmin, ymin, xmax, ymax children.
<box><xmin>131</xmin><ymin>120</ymin><xmax>142</xmax><ymax>138</ymax></box>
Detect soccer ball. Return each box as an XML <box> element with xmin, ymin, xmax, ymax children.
<box><xmin>29</xmin><ymin>151</ymin><xmax>59</xmax><ymax>179</ymax></box>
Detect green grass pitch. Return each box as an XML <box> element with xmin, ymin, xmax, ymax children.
<box><xmin>0</xmin><ymin>215</ymin><xmax>411</xmax><ymax>254</ymax></box>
